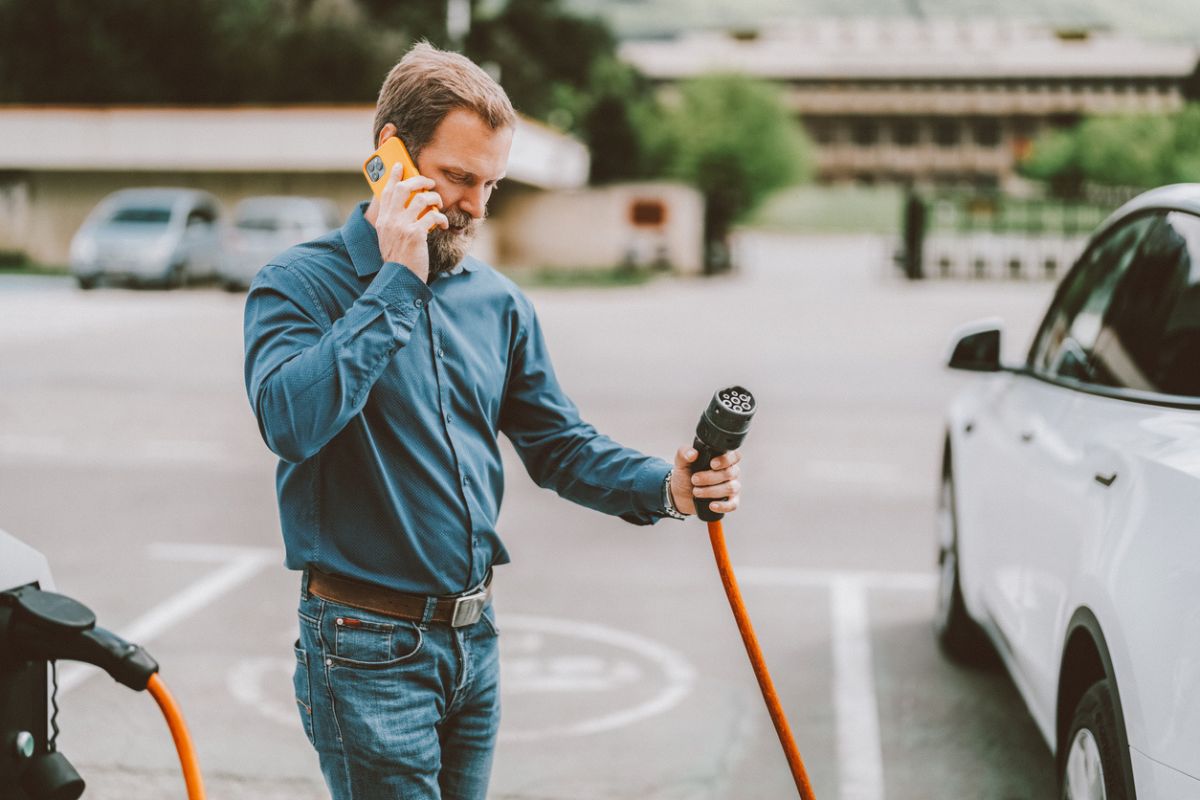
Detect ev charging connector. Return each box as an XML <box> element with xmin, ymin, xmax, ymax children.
<box><xmin>689</xmin><ymin>387</ymin><xmax>817</xmax><ymax>799</ymax></box>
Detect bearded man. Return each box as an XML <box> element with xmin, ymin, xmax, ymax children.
<box><xmin>242</xmin><ymin>42</ymin><xmax>743</xmax><ymax>800</ymax></box>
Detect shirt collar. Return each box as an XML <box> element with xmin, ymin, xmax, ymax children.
<box><xmin>343</xmin><ymin>201</ymin><xmax>479</xmax><ymax>279</ymax></box>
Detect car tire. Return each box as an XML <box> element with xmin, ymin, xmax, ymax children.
<box><xmin>1060</xmin><ymin>680</ymin><xmax>1134</xmax><ymax>800</ymax></box>
<box><xmin>77</xmin><ymin>276</ymin><xmax>97</xmax><ymax>290</ymax></box>
<box><xmin>165</xmin><ymin>262</ymin><xmax>188</xmax><ymax>289</ymax></box>
<box><xmin>934</xmin><ymin>462</ymin><xmax>995</xmax><ymax>665</ymax></box>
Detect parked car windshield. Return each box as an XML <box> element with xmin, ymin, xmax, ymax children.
<box><xmin>108</xmin><ymin>206</ymin><xmax>172</xmax><ymax>225</ymax></box>
<box><xmin>1028</xmin><ymin>213</ymin><xmax>1157</xmax><ymax>381</ymax></box>
<box><xmin>1088</xmin><ymin>211</ymin><xmax>1200</xmax><ymax>397</ymax></box>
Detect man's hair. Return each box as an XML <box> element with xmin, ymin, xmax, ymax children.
<box><xmin>372</xmin><ymin>42</ymin><xmax>516</xmax><ymax>157</ymax></box>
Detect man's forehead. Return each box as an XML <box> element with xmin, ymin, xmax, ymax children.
<box><xmin>423</xmin><ymin>110</ymin><xmax>512</xmax><ymax>178</ymax></box>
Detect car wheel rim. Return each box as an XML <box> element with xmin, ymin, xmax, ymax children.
<box><xmin>1065</xmin><ymin>728</ymin><xmax>1106</xmax><ymax>800</ymax></box>
<box><xmin>935</xmin><ymin>477</ymin><xmax>956</xmax><ymax>629</ymax></box>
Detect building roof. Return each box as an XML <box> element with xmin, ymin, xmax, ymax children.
<box><xmin>0</xmin><ymin>106</ymin><xmax>589</xmax><ymax>190</ymax></box>
<box><xmin>618</xmin><ymin>18</ymin><xmax>1199</xmax><ymax>81</ymax></box>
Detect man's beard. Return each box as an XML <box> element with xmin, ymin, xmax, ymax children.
<box><xmin>427</xmin><ymin>207</ymin><xmax>483</xmax><ymax>277</ymax></box>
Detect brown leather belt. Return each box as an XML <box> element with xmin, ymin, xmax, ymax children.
<box><xmin>306</xmin><ymin>566</ymin><xmax>492</xmax><ymax>628</ymax></box>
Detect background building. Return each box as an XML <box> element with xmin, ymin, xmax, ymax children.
<box><xmin>620</xmin><ymin>19</ymin><xmax>1200</xmax><ymax>189</ymax></box>
<box><xmin>0</xmin><ymin>106</ymin><xmax>704</xmax><ymax>274</ymax></box>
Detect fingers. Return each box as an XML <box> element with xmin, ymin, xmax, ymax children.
<box><xmin>707</xmin><ymin>449</ymin><xmax>740</xmax><ymax>470</ymax></box>
<box><xmin>707</xmin><ymin>496</ymin><xmax>740</xmax><ymax>514</ymax></box>
<box><xmin>673</xmin><ymin>446</ymin><xmax>698</xmax><ymax>468</ymax></box>
<box><xmin>692</xmin><ymin>478</ymin><xmax>741</xmax><ymax>499</ymax></box>
<box><xmin>691</xmin><ymin>463</ymin><xmax>740</xmax><ymax>487</ymax></box>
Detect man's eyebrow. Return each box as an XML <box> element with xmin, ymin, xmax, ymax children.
<box><xmin>446</xmin><ymin>167</ymin><xmax>507</xmax><ymax>182</ymax></box>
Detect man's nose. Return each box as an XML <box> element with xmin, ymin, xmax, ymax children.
<box><xmin>458</xmin><ymin>185</ymin><xmax>488</xmax><ymax>219</ymax></box>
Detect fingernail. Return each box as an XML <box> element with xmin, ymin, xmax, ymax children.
<box><xmin>691</xmin><ymin>476</ymin><xmax>699</xmax><ymax>485</ymax></box>
<box><xmin>688</xmin><ymin>449</ymin><xmax>696</xmax><ymax>458</ymax></box>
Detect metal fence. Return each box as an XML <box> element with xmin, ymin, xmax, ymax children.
<box><xmin>902</xmin><ymin>193</ymin><xmax>1116</xmax><ymax>281</ymax></box>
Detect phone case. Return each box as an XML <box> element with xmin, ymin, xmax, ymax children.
<box><xmin>363</xmin><ymin>137</ymin><xmax>422</xmax><ymax>198</ymax></box>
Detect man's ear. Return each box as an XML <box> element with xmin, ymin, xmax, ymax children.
<box><xmin>377</xmin><ymin>122</ymin><xmax>398</xmax><ymax>149</ymax></box>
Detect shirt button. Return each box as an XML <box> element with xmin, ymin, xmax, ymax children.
<box><xmin>445</xmin><ymin>413</ymin><xmax>452</xmax><ymax>424</ymax></box>
<box><xmin>437</xmin><ymin>348</ymin><xmax>445</xmax><ymax>358</ymax></box>
<box><xmin>462</xmin><ymin>474</ymin><xmax>470</xmax><ymax>486</ymax></box>
<box><xmin>414</xmin><ymin>298</ymin><xmax>424</xmax><ymax>308</ymax></box>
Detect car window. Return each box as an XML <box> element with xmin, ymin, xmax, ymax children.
<box><xmin>1028</xmin><ymin>213</ymin><xmax>1157</xmax><ymax>381</ymax></box>
<box><xmin>1087</xmin><ymin>212</ymin><xmax>1200</xmax><ymax>397</ymax></box>
<box><xmin>109</xmin><ymin>207</ymin><xmax>171</xmax><ymax>225</ymax></box>
<box><xmin>187</xmin><ymin>208</ymin><xmax>216</xmax><ymax>227</ymax></box>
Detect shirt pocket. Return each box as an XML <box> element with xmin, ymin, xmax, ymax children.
<box><xmin>328</xmin><ymin>613</ymin><xmax>424</xmax><ymax>670</ymax></box>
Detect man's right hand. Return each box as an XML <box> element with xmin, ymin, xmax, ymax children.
<box><xmin>375</xmin><ymin>166</ymin><xmax>449</xmax><ymax>283</ymax></box>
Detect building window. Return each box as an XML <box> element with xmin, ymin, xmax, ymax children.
<box><xmin>852</xmin><ymin>119</ymin><xmax>879</xmax><ymax>146</ymax></box>
<box><xmin>971</xmin><ymin>119</ymin><xmax>1001</xmax><ymax>147</ymax></box>
<box><xmin>808</xmin><ymin>119</ymin><xmax>837</xmax><ymax>144</ymax></box>
<box><xmin>892</xmin><ymin>119</ymin><xmax>919</xmax><ymax>147</ymax></box>
<box><xmin>933</xmin><ymin>118</ymin><xmax>959</xmax><ymax>148</ymax></box>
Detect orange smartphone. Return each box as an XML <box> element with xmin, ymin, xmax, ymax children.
<box><xmin>363</xmin><ymin>136</ymin><xmax>421</xmax><ymax>198</ymax></box>
<box><xmin>363</xmin><ymin>137</ymin><xmax>440</xmax><ymax>229</ymax></box>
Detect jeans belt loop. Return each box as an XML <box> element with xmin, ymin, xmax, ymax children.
<box><xmin>300</xmin><ymin>567</ymin><xmax>311</xmax><ymax>601</ymax></box>
<box><xmin>419</xmin><ymin>596</ymin><xmax>437</xmax><ymax>628</ymax></box>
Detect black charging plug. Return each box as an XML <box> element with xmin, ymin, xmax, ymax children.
<box><xmin>689</xmin><ymin>386</ymin><xmax>756</xmax><ymax>522</ymax></box>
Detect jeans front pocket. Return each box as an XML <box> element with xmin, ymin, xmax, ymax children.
<box><xmin>292</xmin><ymin>640</ymin><xmax>315</xmax><ymax>746</ymax></box>
<box><xmin>327</xmin><ymin>607</ymin><xmax>424</xmax><ymax>670</ymax></box>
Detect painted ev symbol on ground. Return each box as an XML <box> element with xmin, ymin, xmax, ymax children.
<box><xmin>496</xmin><ymin>614</ymin><xmax>696</xmax><ymax>742</ymax></box>
<box><xmin>227</xmin><ymin>614</ymin><xmax>696</xmax><ymax>743</ymax></box>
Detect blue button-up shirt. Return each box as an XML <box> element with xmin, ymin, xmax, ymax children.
<box><xmin>244</xmin><ymin>202</ymin><xmax>671</xmax><ymax>595</ymax></box>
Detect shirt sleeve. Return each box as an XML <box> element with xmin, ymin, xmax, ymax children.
<box><xmin>243</xmin><ymin>260</ymin><xmax>433</xmax><ymax>463</ymax></box>
<box><xmin>498</xmin><ymin>293</ymin><xmax>670</xmax><ymax>525</ymax></box>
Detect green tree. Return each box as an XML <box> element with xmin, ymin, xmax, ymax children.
<box><xmin>657</xmin><ymin>73</ymin><xmax>812</xmax><ymax>271</ymax></box>
<box><xmin>1021</xmin><ymin>104</ymin><xmax>1200</xmax><ymax>193</ymax></box>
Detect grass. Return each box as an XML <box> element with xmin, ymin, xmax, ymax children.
<box><xmin>745</xmin><ymin>184</ymin><xmax>904</xmax><ymax>235</ymax></box>
<box><xmin>0</xmin><ymin>258</ymin><xmax>69</xmax><ymax>276</ymax></box>
<box><xmin>508</xmin><ymin>264</ymin><xmax>662</xmax><ymax>289</ymax></box>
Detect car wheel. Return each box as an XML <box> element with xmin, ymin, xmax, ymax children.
<box><xmin>77</xmin><ymin>276</ymin><xmax>97</xmax><ymax>290</ymax></box>
<box><xmin>1061</xmin><ymin>680</ymin><xmax>1134</xmax><ymax>800</ymax></box>
<box><xmin>165</xmin><ymin>262</ymin><xmax>188</xmax><ymax>289</ymax></box>
<box><xmin>934</xmin><ymin>462</ymin><xmax>994</xmax><ymax>665</ymax></box>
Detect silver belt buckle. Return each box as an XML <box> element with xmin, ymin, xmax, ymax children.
<box><xmin>450</xmin><ymin>586</ymin><xmax>489</xmax><ymax>628</ymax></box>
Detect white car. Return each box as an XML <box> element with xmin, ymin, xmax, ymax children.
<box><xmin>938</xmin><ymin>184</ymin><xmax>1200</xmax><ymax>799</ymax></box>
<box><xmin>219</xmin><ymin>196</ymin><xmax>341</xmax><ymax>291</ymax></box>
<box><xmin>69</xmin><ymin>188</ymin><xmax>222</xmax><ymax>289</ymax></box>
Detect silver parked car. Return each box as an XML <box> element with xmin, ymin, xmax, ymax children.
<box><xmin>219</xmin><ymin>196</ymin><xmax>341</xmax><ymax>291</ymax></box>
<box><xmin>69</xmin><ymin>188</ymin><xmax>223</xmax><ymax>289</ymax></box>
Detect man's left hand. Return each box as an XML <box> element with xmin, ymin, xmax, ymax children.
<box><xmin>671</xmin><ymin>447</ymin><xmax>742</xmax><ymax>516</ymax></box>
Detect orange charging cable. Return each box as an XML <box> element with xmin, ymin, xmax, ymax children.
<box><xmin>707</xmin><ymin>519</ymin><xmax>817</xmax><ymax>800</ymax></box>
<box><xmin>146</xmin><ymin>673</ymin><xmax>207</xmax><ymax>800</ymax></box>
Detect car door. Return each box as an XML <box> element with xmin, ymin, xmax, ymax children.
<box><xmin>980</xmin><ymin>212</ymin><xmax>1157</xmax><ymax>712</ymax></box>
<box><xmin>1058</xmin><ymin>210</ymin><xmax>1200</xmax><ymax>774</ymax></box>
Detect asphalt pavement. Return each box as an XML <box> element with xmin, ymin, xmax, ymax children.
<box><xmin>0</xmin><ymin>234</ymin><xmax>1059</xmax><ymax>799</ymax></box>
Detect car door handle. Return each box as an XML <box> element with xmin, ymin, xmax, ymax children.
<box><xmin>1019</xmin><ymin>431</ymin><xmax>1035</xmax><ymax>443</ymax></box>
<box><xmin>1094</xmin><ymin>472</ymin><xmax>1118</xmax><ymax>487</ymax></box>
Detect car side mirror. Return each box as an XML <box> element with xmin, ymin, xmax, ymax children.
<box><xmin>946</xmin><ymin>319</ymin><xmax>1004</xmax><ymax>372</ymax></box>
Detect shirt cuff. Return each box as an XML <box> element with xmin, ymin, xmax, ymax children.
<box><xmin>367</xmin><ymin>261</ymin><xmax>434</xmax><ymax>311</ymax></box>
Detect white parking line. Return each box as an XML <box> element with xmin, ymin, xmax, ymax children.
<box><xmin>831</xmin><ymin>576</ymin><xmax>885</xmax><ymax>800</ymax></box>
<box><xmin>58</xmin><ymin>544</ymin><xmax>277</xmax><ymax>695</ymax></box>
<box><xmin>739</xmin><ymin>567</ymin><xmax>935</xmax><ymax>800</ymax></box>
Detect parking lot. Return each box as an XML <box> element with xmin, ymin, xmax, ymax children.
<box><xmin>1</xmin><ymin>233</ymin><xmax>1060</xmax><ymax>799</ymax></box>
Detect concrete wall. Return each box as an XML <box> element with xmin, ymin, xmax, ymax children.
<box><xmin>494</xmin><ymin>182</ymin><xmax>704</xmax><ymax>275</ymax></box>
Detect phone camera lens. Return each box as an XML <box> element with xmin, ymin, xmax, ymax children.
<box><xmin>367</xmin><ymin>156</ymin><xmax>384</xmax><ymax>180</ymax></box>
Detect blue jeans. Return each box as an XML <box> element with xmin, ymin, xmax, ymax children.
<box><xmin>293</xmin><ymin>588</ymin><xmax>501</xmax><ymax>800</ymax></box>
